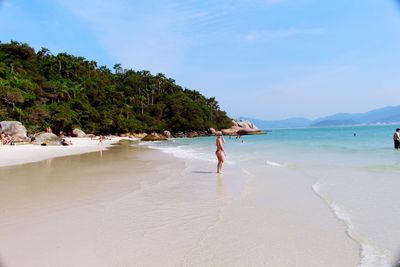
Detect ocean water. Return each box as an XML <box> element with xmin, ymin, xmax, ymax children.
<box><xmin>146</xmin><ymin>125</ymin><xmax>400</xmax><ymax>267</ymax></box>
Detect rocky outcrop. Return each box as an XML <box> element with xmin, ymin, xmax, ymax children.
<box><xmin>33</xmin><ymin>132</ymin><xmax>60</xmax><ymax>145</ymax></box>
<box><xmin>236</xmin><ymin>120</ymin><xmax>258</xmax><ymax>130</ymax></box>
<box><xmin>72</xmin><ymin>128</ymin><xmax>86</xmax><ymax>137</ymax></box>
<box><xmin>141</xmin><ymin>132</ymin><xmax>168</xmax><ymax>141</ymax></box>
<box><xmin>221</xmin><ymin>127</ymin><xmax>240</xmax><ymax>136</ymax></box>
<box><xmin>174</xmin><ymin>132</ymin><xmax>186</xmax><ymax>138</ymax></box>
<box><xmin>209</xmin><ymin>128</ymin><xmax>217</xmax><ymax>135</ymax></box>
<box><xmin>237</xmin><ymin>129</ymin><xmax>263</xmax><ymax>135</ymax></box>
<box><xmin>133</xmin><ymin>133</ymin><xmax>147</xmax><ymax>139</ymax></box>
<box><xmin>222</xmin><ymin>119</ymin><xmax>264</xmax><ymax>136</ymax></box>
<box><xmin>187</xmin><ymin>131</ymin><xmax>199</xmax><ymax>138</ymax></box>
<box><xmin>0</xmin><ymin>121</ymin><xmax>29</xmax><ymax>142</ymax></box>
<box><xmin>163</xmin><ymin>130</ymin><xmax>173</xmax><ymax>138</ymax></box>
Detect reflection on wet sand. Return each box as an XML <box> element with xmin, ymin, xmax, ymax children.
<box><xmin>217</xmin><ymin>175</ymin><xmax>225</xmax><ymax>196</ymax></box>
<box><xmin>0</xmin><ymin>145</ymin><xmax>249</xmax><ymax>267</ymax></box>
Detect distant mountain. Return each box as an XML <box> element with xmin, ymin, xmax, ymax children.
<box><xmin>312</xmin><ymin>119</ymin><xmax>358</xmax><ymax>127</ymax></box>
<box><xmin>239</xmin><ymin>117</ymin><xmax>312</xmax><ymax>130</ymax></box>
<box><xmin>241</xmin><ymin>105</ymin><xmax>400</xmax><ymax>129</ymax></box>
<box><xmin>313</xmin><ymin>106</ymin><xmax>400</xmax><ymax>126</ymax></box>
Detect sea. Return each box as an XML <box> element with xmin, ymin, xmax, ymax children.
<box><xmin>145</xmin><ymin>125</ymin><xmax>400</xmax><ymax>267</ymax></box>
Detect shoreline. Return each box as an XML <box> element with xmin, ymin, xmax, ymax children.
<box><xmin>138</xmin><ymin>143</ymin><xmax>362</xmax><ymax>266</ymax></box>
<box><xmin>0</xmin><ymin>140</ymin><xmax>360</xmax><ymax>266</ymax></box>
<box><xmin>0</xmin><ymin>137</ymin><xmax>137</xmax><ymax>168</ymax></box>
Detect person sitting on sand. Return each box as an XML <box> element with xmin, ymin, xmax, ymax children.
<box><xmin>215</xmin><ymin>131</ymin><xmax>225</xmax><ymax>174</ymax></box>
<box><xmin>0</xmin><ymin>133</ymin><xmax>7</xmax><ymax>145</ymax></box>
<box><xmin>393</xmin><ymin>128</ymin><xmax>400</xmax><ymax>149</ymax></box>
<box><xmin>59</xmin><ymin>131</ymin><xmax>72</xmax><ymax>146</ymax></box>
<box><xmin>5</xmin><ymin>134</ymin><xmax>15</xmax><ymax>145</ymax></box>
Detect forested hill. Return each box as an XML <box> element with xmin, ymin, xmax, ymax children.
<box><xmin>0</xmin><ymin>41</ymin><xmax>232</xmax><ymax>134</ymax></box>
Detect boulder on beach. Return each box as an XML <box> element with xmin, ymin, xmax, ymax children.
<box><xmin>72</xmin><ymin>128</ymin><xmax>86</xmax><ymax>137</ymax></box>
<box><xmin>209</xmin><ymin>128</ymin><xmax>217</xmax><ymax>135</ymax></box>
<box><xmin>221</xmin><ymin>128</ymin><xmax>238</xmax><ymax>136</ymax></box>
<box><xmin>141</xmin><ymin>132</ymin><xmax>167</xmax><ymax>141</ymax></box>
<box><xmin>236</xmin><ymin>120</ymin><xmax>258</xmax><ymax>130</ymax></box>
<box><xmin>133</xmin><ymin>133</ymin><xmax>147</xmax><ymax>139</ymax></box>
<box><xmin>221</xmin><ymin>119</ymin><xmax>264</xmax><ymax>136</ymax></box>
<box><xmin>163</xmin><ymin>130</ymin><xmax>173</xmax><ymax>138</ymax></box>
<box><xmin>0</xmin><ymin>121</ymin><xmax>29</xmax><ymax>142</ymax></box>
<box><xmin>174</xmin><ymin>132</ymin><xmax>186</xmax><ymax>138</ymax></box>
<box><xmin>33</xmin><ymin>132</ymin><xmax>60</xmax><ymax>145</ymax></box>
<box><xmin>187</xmin><ymin>131</ymin><xmax>199</xmax><ymax>138</ymax></box>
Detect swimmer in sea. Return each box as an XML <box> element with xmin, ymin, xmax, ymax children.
<box><xmin>215</xmin><ymin>131</ymin><xmax>225</xmax><ymax>174</ymax></box>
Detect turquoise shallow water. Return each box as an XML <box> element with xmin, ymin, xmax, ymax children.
<box><xmin>147</xmin><ymin>125</ymin><xmax>400</xmax><ymax>267</ymax></box>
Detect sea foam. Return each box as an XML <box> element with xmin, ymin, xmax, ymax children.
<box><xmin>312</xmin><ymin>181</ymin><xmax>391</xmax><ymax>267</ymax></box>
<box><xmin>266</xmin><ymin>160</ymin><xmax>288</xmax><ymax>168</ymax></box>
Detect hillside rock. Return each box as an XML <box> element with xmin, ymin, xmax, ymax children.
<box><xmin>174</xmin><ymin>132</ymin><xmax>186</xmax><ymax>138</ymax></box>
<box><xmin>163</xmin><ymin>130</ymin><xmax>173</xmax><ymax>138</ymax></box>
<box><xmin>236</xmin><ymin>120</ymin><xmax>258</xmax><ymax>130</ymax></box>
<box><xmin>0</xmin><ymin>121</ymin><xmax>29</xmax><ymax>142</ymax></box>
<box><xmin>187</xmin><ymin>131</ymin><xmax>199</xmax><ymax>138</ymax></box>
<box><xmin>209</xmin><ymin>128</ymin><xmax>217</xmax><ymax>135</ymax></box>
<box><xmin>72</xmin><ymin>128</ymin><xmax>86</xmax><ymax>137</ymax></box>
<box><xmin>237</xmin><ymin>129</ymin><xmax>263</xmax><ymax>135</ymax></box>
<box><xmin>222</xmin><ymin>119</ymin><xmax>264</xmax><ymax>136</ymax></box>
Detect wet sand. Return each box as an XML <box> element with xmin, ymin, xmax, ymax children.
<box><xmin>0</xmin><ymin>144</ymin><xmax>359</xmax><ymax>266</ymax></box>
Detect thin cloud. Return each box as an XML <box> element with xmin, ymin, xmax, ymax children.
<box><xmin>56</xmin><ymin>0</ymin><xmax>241</xmax><ymax>74</ymax></box>
<box><xmin>263</xmin><ymin>0</ymin><xmax>287</xmax><ymax>7</ymax></box>
<box><xmin>0</xmin><ymin>0</ymin><xmax>12</xmax><ymax>8</ymax></box>
<box><xmin>244</xmin><ymin>27</ymin><xmax>326</xmax><ymax>43</ymax></box>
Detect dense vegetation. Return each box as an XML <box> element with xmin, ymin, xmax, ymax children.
<box><xmin>0</xmin><ymin>41</ymin><xmax>232</xmax><ymax>134</ymax></box>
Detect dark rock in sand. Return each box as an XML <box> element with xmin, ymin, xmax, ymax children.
<box><xmin>33</xmin><ymin>132</ymin><xmax>60</xmax><ymax>145</ymax></box>
<box><xmin>141</xmin><ymin>132</ymin><xmax>168</xmax><ymax>141</ymax></box>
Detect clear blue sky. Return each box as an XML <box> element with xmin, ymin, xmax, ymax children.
<box><xmin>1</xmin><ymin>0</ymin><xmax>400</xmax><ymax>120</ymax></box>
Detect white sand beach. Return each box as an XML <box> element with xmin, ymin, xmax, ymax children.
<box><xmin>0</xmin><ymin>141</ymin><xmax>360</xmax><ymax>267</ymax></box>
<box><xmin>0</xmin><ymin>137</ymin><xmax>137</xmax><ymax>167</ymax></box>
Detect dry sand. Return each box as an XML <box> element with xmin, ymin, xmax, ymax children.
<box><xmin>0</xmin><ymin>143</ymin><xmax>360</xmax><ymax>267</ymax></box>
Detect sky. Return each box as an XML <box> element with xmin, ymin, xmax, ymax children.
<box><xmin>1</xmin><ymin>0</ymin><xmax>400</xmax><ymax>120</ymax></box>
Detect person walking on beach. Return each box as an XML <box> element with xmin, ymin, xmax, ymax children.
<box><xmin>98</xmin><ymin>135</ymin><xmax>104</xmax><ymax>146</ymax></box>
<box><xmin>216</xmin><ymin>131</ymin><xmax>225</xmax><ymax>174</ymax></box>
<box><xmin>393</xmin><ymin>128</ymin><xmax>400</xmax><ymax>149</ymax></box>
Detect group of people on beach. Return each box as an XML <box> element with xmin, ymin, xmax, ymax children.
<box><xmin>0</xmin><ymin>133</ymin><xmax>15</xmax><ymax>145</ymax></box>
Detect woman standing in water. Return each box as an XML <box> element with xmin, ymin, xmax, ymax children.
<box><xmin>216</xmin><ymin>131</ymin><xmax>225</xmax><ymax>174</ymax></box>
